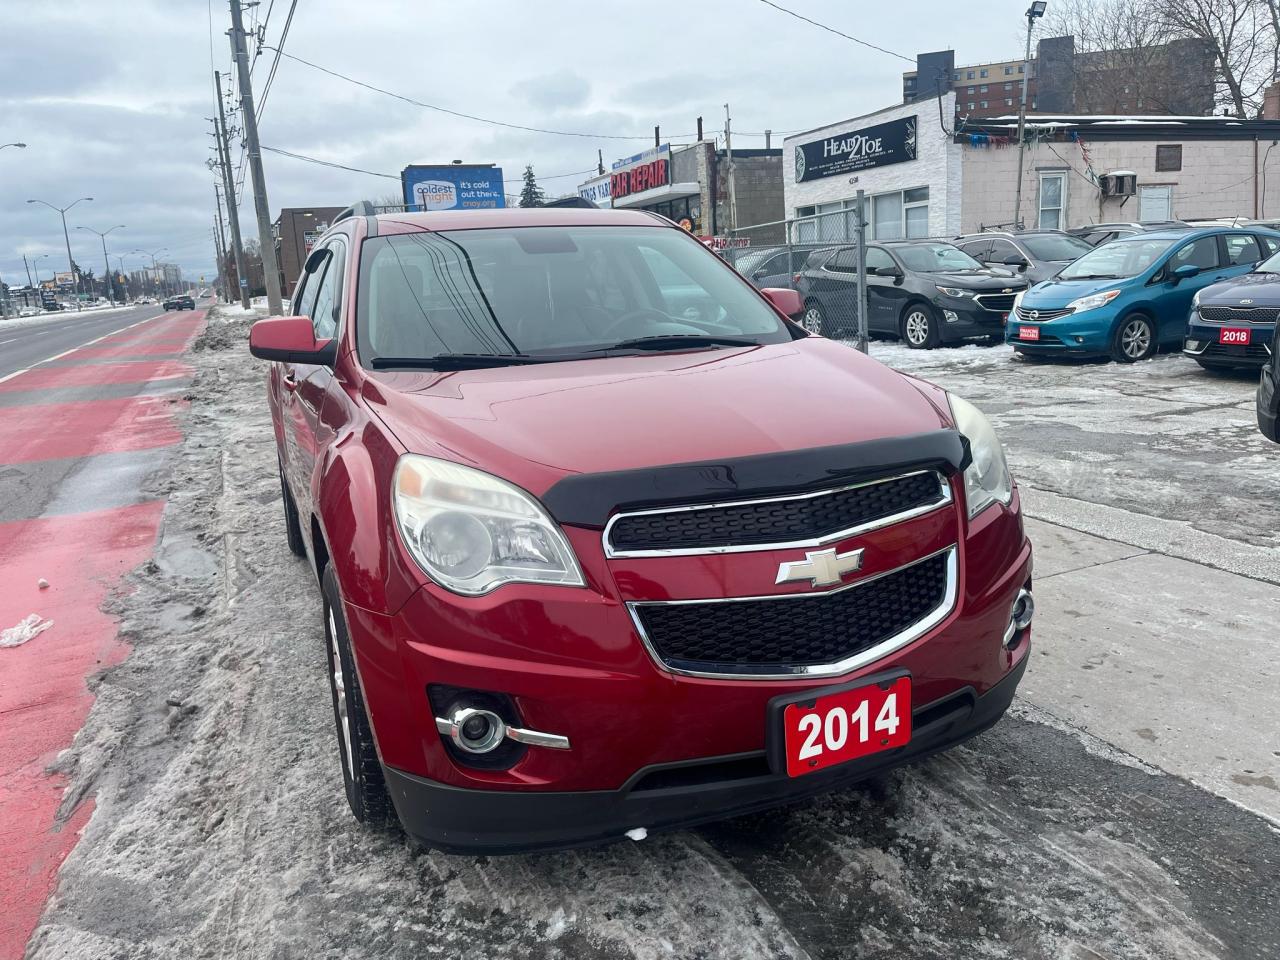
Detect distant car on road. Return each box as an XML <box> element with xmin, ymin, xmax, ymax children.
<box><xmin>1009</xmin><ymin>227</ymin><xmax>1280</xmax><ymax>362</ymax></box>
<box><xmin>163</xmin><ymin>295</ymin><xmax>195</xmax><ymax>311</ymax></box>
<box><xmin>795</xmin><ymin>240</ymin><xmax>1028</xmax><ymax>347</ymax></box>
<box><xmin>953</xmin><ymin>230</ymin><xmax>1093</xmax><ymax>286</ymax></box>
<box><xmin>1067</xmin><ymin>221</ymin><xmax>1189</xmax><ymax>247</ymax></box>
<box><xmin>1184</xmin><ymin>238</ymin><xmax>1280</xmax><ymax>370</ymax></box>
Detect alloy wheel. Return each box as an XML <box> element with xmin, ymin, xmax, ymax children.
<box><xmin>905</xmin><ymin>310</ymin><xmax>931</xmax><ymax>346</ymax></box>
<box><xmin>328</xmin><ymin>608</ymin><xmax>353</xmax><ymax>767</ymax></box>
<box><xmin>802</xmin><ymin>306</ymin><xmax>824</xmax><ymax>335</ymax></box>
<box><xmin>1120</xmin><ymin>317</ymin><xmax>1152</xmax><ymax>359</ymax></box>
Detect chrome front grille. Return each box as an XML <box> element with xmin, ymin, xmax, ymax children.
<box><xmin>604</xmin><ymin>470</ymin><xmax>951</xmax><ymax>557</ymax></box>
<box><xmin>1015</xmin><ymin>305</ymin><xmax>1073</xmax><ymax>322</ymax></box>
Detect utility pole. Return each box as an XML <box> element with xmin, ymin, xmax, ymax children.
<box><xmin>23</xmin><ymin>254</ymin><xmax>33</xmax><ymax>288</ymax></box>
<box><xmin>723</xmin><ymin>103</ymin><xmax>738</xmax><ymax>236</ymax></box>
<box><xmin>26</xmin><ymin>196</ymin><xmax>93</xmax><ymax>310</ymax></box>
<box><xmin>229</xmin><ymin>0</ymin><xmax>283</xmax><ymax>315</ymax></box>
<box><xmin>854</xmin><ymin>188</ymin><xmax>869</xmax><ymax>355</ymax></box>
<box><xmin>213</xmin><ymin>72</ymin><xmax>250</xmax><ymax>309</ymax></box>
<box><xmin>213</xmin><ymin>189</ymin><xmax>230</xmax><ymax>302</ymax></box>
<box><xmin>77</xmin><ymin>224</ymin><xmax>125</xmax><ymax>305</ymax></box>
<box><xmin>1013</xmin><ymin>2</ymin><xmax>1048</xmax><ymax>230</ymax></box>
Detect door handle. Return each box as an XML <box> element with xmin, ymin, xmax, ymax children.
<box><xmin>282</xmin><ymin>370</ymin><xmax>299</xmax><ymax>392</ymax></box>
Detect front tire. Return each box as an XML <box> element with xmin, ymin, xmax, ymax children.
<box><xmin>1110</xmin><ymin>313</ymin><xmax>1156</xmax><ymax>363</ymax></box>
<box><xmin>801</xmin><ymin>300</ymin><xmax>828</xmax><ymax>336</ymax></box>
<box><xmin>322</xmin><ymin>565</ymin><xmax>393</xmax><ymax>827</ymax></box>
<box><xmin>901</xmin><ymin>303</ymin><xmax>941</xmax><ymax>349</ymax></box>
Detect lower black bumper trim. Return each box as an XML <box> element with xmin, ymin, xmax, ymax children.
<box><xmin>383</xmin><ymin>652</ymin><xmax>1029</xmax><ymax>854</ymax></box>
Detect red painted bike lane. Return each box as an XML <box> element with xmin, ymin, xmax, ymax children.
<box><xmin>0</xmin><ymin>309</ymin><xmax>208</xmax><ymax>960</ymax></box>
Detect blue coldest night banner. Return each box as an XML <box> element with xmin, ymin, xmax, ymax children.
<box><xmin>793</xmin><ymin>116</ymin><xmax>917</xmax><ymax>183</ymax></box>
<box><xmin>401</xmin><ymin>165</ymin><xmax>507</xmax><ymax>211</ymax></box>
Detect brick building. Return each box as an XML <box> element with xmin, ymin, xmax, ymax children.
<box><xmin>273</xmin><ymin>206</ymin><xmax>345</xmax><ymax>296</ymax></box>
<box><xmin>577</xmin><ymin>141</ymin><xmax>785</xmax><ymax>244</ymax></box>
<box><xmin>903</xmin><ymin>34</ymin><xmax>1214</xmax><ymax>122</ymax></box>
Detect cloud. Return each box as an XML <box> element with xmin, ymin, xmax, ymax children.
<box><xmin>512</xmin><ymin>71</ymin><xmax>591</xmax><ymax>112</ymax></box>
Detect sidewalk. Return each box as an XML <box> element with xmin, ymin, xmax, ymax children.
<box><xmin>1019</xmin><ymin>510</ymin><xmax>1280</xmax><ymax>824</ymax></box>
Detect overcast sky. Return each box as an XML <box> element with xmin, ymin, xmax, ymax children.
<box><xmin>1</xmin><ymin>0</ymin><xmax>1032</xmax><ymax>287</ymax></box>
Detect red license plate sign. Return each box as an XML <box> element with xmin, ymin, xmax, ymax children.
<box><xmin>782</xmin><ymin>677</ymin><xmax>912</xmax><ymax>777</ymax></box>
<box><xmin>1018</xmin><ymin>326</ymin><xmax>1040</xmax><ymax>341</ymax></box>
<box><xmin>1220</xmin><ymin>327</ymin><xmax>1251</xmax><ymax>345</ymax></box>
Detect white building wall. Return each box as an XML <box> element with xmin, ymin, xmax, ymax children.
<box><xmin>783</xmin><ymin>93</ymin><xmax>963</xmax><ymax>238</ymax></box>
<box><xmin>960</xmin><ymin>136</ymin><xmax>1280</xmax><ymax>232</ymax></box>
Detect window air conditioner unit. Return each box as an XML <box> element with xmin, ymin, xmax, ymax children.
<box><xmin>1099</xmin><ymin>171</ymin><xmax>1137</xmax><ymax>197</ymax></box>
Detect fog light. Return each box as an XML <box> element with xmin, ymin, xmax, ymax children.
<box><xmin>443</xmin><ymin>706</ymin><xmax>506</xmax><ymax>754</ymax></box>
<box><xmin>1003</xmin><ymin>588</ymin><xmax>1035</xmax><ymax>649</ymax></box>
<box><xmin>1185</xmin><ymin>339</ymin><xmax>1204</xmax><ymax>351</ymax></box>
<box><xmin>1073</xmin><ymin>336</ymin><xmax>1085</xmax><ymax>344</ymax></box>
<box><xmin>943</xmin><ymin>310</ymin><xmax>959</xmax><ymax>323</ymax></box>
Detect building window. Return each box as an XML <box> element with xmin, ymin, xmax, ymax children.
<box><xmin>1006</xmin><ymin>98</ymin><xmax>1014</xmax><ymax>107</ymax></box>
<box><xmin>980</xmin><ymin>84</ymin><xmax>988</xmax><ymax>93</ymax></box>
<box><xmin>1004</xmin><ymin>66</ymin><xmax>1013</xmax><ymax>75</ymax></box>
<box><xmin>1155</xmin><ymin>144</ymin><xmax>1183</xmax><ymax>171</ymax></box>
<box><xmin>953</xmin><ymin>71</ymin><xmax>960</xmax><ymax>80</ymax></box>
<box><xmin>1038</xmin><ymin>172</ymin><xmax>1066</xmax><ymax>230</ymax></box>
<box><xmin>980</xmin><ymin>69</ymin><xmax>988</xmax><ymax>77</ymax></box>
<box><xmin>968</xmin><ymin>85</ymin><xmax>976</xmax><ymax>94</ymax></box>
<box><xmin>1004</xmin><ymin>82</ymin><xmax>1012</xmax><ymax>91</ymax></box>
<box><xmin>1018</xmin><ymin>64</ymin><xmax>1024</xmax><ymax>73</ymax></box>
<box><xmin>968</xmin><ymin>102</ymin><xmax>976</xmax><ymax>110</ymax></box>
<box><xmin>980</xmin><ymin>100</ymin><xmax>989</xmax><ymax>108</ymax></box>
<box><xmin>967</xmin><ymin>70</ymin><xmax>975</xmax><ymax>79</ymax></box>
<box><xmin>795</xmin><ymin>188</ymin><xmax>928</xmax><ymax>243</ymax></box>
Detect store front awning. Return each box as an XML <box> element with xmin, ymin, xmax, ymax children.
<box><xmin>610</xmin><ymin>181</ymin><xmax>700</xmax><ymax>209</ymax></box>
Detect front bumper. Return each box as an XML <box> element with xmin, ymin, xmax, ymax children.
<box><xmin>1005</xmin><ymin>307</ymin><xmax>1115</xmax><ymax>354</ymax></box>
<box><xmin>935</xmin><ymin>299</ymin><xmax>1012</xmax><ymax>341</ymax></box>
<box><xmin>1184</xmin><ymin>319</ymin><xmax>1274</xmax><ymax>368</ymax></box>
<box><xmin>385</xmin><ymin>651</ymin><xmax>1028</xmax><ymax>854</ymax></box>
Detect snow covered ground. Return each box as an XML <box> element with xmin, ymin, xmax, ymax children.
<box><xmin>25</xmin><ymin>327</ymin><xmax>1279</xmax><ymax>959</ymax></box>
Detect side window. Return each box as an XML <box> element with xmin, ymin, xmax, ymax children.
<box><xmin>958</xmin><ymin>239</ymin><xmax>991</xmax><ymax>261</ymax></box>
<box><xmin>1224</xmin><ymin>234</ymin><xmax>1261</xmax><ymax>266</ymax></box>
<box><xmin>1259</xmin><ymin>236</ymin><xmax>1280</xmax><ymax>257</ymax></box>
<box><xmin>988</xmin><ymin>239</ymin><xmax>1021</xmax><ymax>263</ymax></box>
<box><xmin>307</xmin><ymin>242</ymin><xmax>346</xmax><ymax>340</ymax></box>
<box><xmin>756</xmin><ymin>253</ymin><xmax>788</xmax><ymax>277</ymax></box>
<box><xmin>864</xmin><ymin>247</ymin><xmax>896</xmax><ymax>272</ymax></box>
<box><xmin>827</xmin><ymin>248</ymin><xmax>859</xmax><ymax>273</ymax></box>
<box><xmin>1171</xmin><ymin>236</ymin><xmax>1221</xmax><ymax>271</ymax></box>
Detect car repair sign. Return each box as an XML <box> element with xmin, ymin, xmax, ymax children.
<box><xmin>401</xmin><ymin>165</ymin><xmax>506</xmax><ymax>211</ymax></box>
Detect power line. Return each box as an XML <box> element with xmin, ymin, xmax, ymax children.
<box><xmin>754</xmin><ymin>0</ymin><xmax>913</xmax><ymax>63</ymax></box>
<box><xmin>257</xmin><ymin>0</ymin><xmax>297</xmax><ymax>120</ymax></box>
<box><xmin>260</xmin><ymin>46</ymin><xmax>707</xmax><ymax>140</ymax></box>
<box><xmin>261</xmin><ymin>145</ymin><xmax>599</xmax><ymax>185</ymax></box>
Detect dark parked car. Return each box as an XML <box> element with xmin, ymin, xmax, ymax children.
<box><xmin>731</xmin><ymin>246</ymin><xmax>814</xmax><ymax>290</ymax></box>
<box><xmin>1184</xmin><ymin>237</ymin><xmax>1280</xmax><ymax>370</ymax></box>
<box><xmin>1067</xmin><ymin>221</ymin><xmax>1189</xmax><ymax>247</ymax></box>
<box><xmin>795</xmin><ymin>241</ymin><xmax>1028</xmax><ymax>348</ymax></box>
<box><xmin>1258</xmin><ymin>329</ymin><xmax>1279</xmax><ymax>441</ymax></box>
<box><xmin>246</xmin><ymin>206</ymin><xmax>1033</xmax><ymax>852</ymax></box>
<box><xmin>163</xmin><ymin>294</ymin><xmax>195</xmax><ymax>310</ymax></box>
<box><xmin>953</xmin><ymin>230</ymin><xmax>1092</xmax><ymax>285</ymax></box>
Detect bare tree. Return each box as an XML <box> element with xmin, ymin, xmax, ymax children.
<box><xmin>1158</xmin><ymin>0</ymin><xmax>1275</xmax><ymax>116</ymax></box>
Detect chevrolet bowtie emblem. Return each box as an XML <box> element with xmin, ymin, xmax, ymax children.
<box><xmin>776</xmin><ymin>547</ymin><xmax>865</xmax><ymax>588</ymax></box>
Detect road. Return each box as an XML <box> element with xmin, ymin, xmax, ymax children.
<box><xmin>17</xmin><ymin>323</ymin><xmax>1279</xmax><ymax>960</ymax></box>
<box><xmin>0</xmin><ymin>301</ymin><xmax>208</xmax><ymax>960</ymax></box>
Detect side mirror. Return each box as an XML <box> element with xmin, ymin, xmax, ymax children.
<box><xmin>873</xmin><ymin>265</ymin><xmax>903</xmax><ymax>278</ymax></box>
<box><xmin>248</xmin><ymin>315</ymin><xmax>337</xmax><ymax>365</ymax></box>
<box><xmin>1171</xmin><ymin>263</ymin><xmax>1200</xmax><ymax>283</ymax></box>
<box><xmin>761</xmin><ymin>287</ymin><xmax>803</xmax><ymax>318</ymax></box>
<box><xmin>1003</xmin><ymin>254</ymin><xmax>1029</xmax><ymax>271</ymax></box>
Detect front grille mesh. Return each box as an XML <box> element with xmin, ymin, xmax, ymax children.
<box><xmin>976</xmin><ymin>293</ymin><xmax>1018</xmax><ymax>312</ymax></box>
<box><xmin>1015</xmin><ymin>305</ymin><xmax>1073</xmax><ymax>321</ymax></box>
<box><xmin>1199</xmin><ymin>305</ymin><xmax>1280</xmax><ymax>324</ymax></box>
<box><xmin>635</xmin><ymin>551</ymin><xmax>950</xmax><ymax>673</ymax></box>
<box><xmin>607</xmin><ymin>471</ymin><xmax>945</xmax><ymax>553</ymax></box>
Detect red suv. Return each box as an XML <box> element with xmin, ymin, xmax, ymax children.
<box><xmin>249</xmin><ymin>206</ymin><xmax>1033</xmax><ymax>853</ymax></box>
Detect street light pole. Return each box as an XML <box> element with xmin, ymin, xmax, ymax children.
<box><xmin>77</xmin><ymin>224</ymin><xmax>125</xmax><ymax>305</ymax></box>
<box><xmin>26</xmin><ymin>196</ymin><xmax>93</xmax><ymax>309</ymax></box>
<box><xmin>1013</xmin><ymin>1</ymin><xmax>1047</xmax><ymax>231</ymax></box>
<box><xmin>132</xmin><ymin>248</ymin><xmax>168</xmax><ymax>299</ymax></box>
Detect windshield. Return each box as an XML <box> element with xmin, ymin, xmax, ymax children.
<box><xmin>1058</xmin><ymin>236</ymin><xmax>1177</xmax><ymax>280</ymax></box>
<box><xmin>1021</xmin><ymin>234</ymin><xmax>1092</xmax><ymax>261</ymax></box>
<box><xmin>893</xmin><ymin>244</ymin><xmax>984</xmax><ymax>273</ymax></box>
<box><xmin>1259</xmin><ymin>251</ymin><xmax>1280</xmax><ymax>274</ymax></box>
<box><xmin>356</xmin><ymin>225</ymin><xmax>792</xmax><ymax>363</ymax></box>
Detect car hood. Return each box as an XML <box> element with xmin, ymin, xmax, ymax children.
<box><xmin>928</xmin><ymin>270</ymin><xmax>1027</xmax><ymax>290</ymax></box>
<box><xmin>361</xmin><ymin>340</ymin><xmax>952</xmax><ymax>500</ymax></box>
<box><xmin>1199</xmin><ymin>271</ymin><xmax>1280</xmax><ymax>306</ymax></box>
<box><xmin>1022</xmin><ymin>275</ymin><xmax>1130</xmax><ymax>306</ymax></box>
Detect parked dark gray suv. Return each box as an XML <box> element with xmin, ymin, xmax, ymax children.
<box><xmin>953</xmin><ymin>230</ymin><xmax>1092</xmax><ymax>286</ymax></box>
<box><xmin>794</xmin><ymin>241</ymin><xmax>1028</xmax><ymax>348</ymax></box>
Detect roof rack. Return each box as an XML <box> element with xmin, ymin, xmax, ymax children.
<box><xmin>333</xmin><ymin>200</ymin><xmax>378</xmax><ymax>224</ymax></box>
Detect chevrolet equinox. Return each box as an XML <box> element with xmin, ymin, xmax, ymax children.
<box><xmin>248</xmin><ymin>205</ymin><xmax>1034</xmax><ymax>853</ymax></box>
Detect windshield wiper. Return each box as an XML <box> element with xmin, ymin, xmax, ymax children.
<box><xmin>1063</xmin><ymin>273</ymin><xmax>1120</xmax><ymax>280</ymax></box>
<box><xmin>370</xmin><ymin>353</ymin><xmax>568</xmax><ymax>370</ymax></box>
<box><xmin>592</xmin><ymin>334</ymin><xmax>759</xmax><ymax>352</ymax></box>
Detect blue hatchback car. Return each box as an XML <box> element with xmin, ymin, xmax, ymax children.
<box><xmin>1007</xmin><ymin>227</ymin><xmax>1280</xmax><ymax>362</ymax></box>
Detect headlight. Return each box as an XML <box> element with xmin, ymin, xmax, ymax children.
<box><xmin>1192</xmin><ymin>289</ymin><xmax>1202</xmax><ymax>307</ymax></box>
<box><xmin>392</xmin><ymin>455</ymin><xmax>584</xmax><ymax>596</ymax></box>
<box><xmin>935</xmin><ymin>285</ymin><xmax>974</xmax><ymax>299</ymax></box>
<box><xmin>1066</xmin><ymin>288</ymin><xmax>1122</xmax><ymax>313</ymax></box>
<box><xmin>948</xmin><ymin>394</ymin><xmax>1013</xmax><ymax>518</ymax></box>
<box><xmin>1011</xmin><ymin>290</ymin><xmax>1025</xmax><ymax>313</ymax></box>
